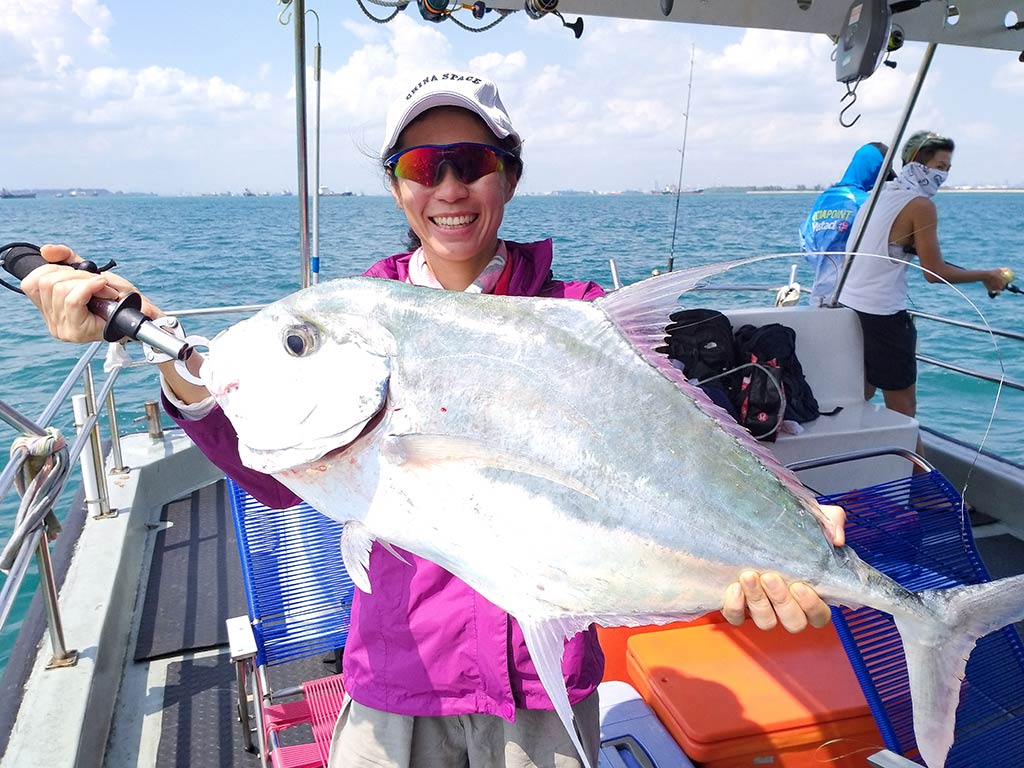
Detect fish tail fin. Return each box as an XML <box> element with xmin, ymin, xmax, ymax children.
<box><xmin>893</xmin><ymin>574</ymin><xmax>1024</xmax><ymax>767</ymax></box>
<box><xmin>520</xmin><ymin>620</ymin><xmax>594</xmax><ymax>768</ymax></box>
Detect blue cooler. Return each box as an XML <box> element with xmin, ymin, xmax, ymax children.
<box><xmin>598</xmin><ymin>680</ymin><xmax>696</xmax><ymax>768</ymax></box>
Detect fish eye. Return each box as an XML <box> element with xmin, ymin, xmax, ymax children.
<box><xmin>283</xmin><ymin>323</ymin><xmax>320</xmax><ymax>357</ymax></box>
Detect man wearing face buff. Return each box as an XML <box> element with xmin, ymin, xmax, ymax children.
<box><xmin>21</xmin><ymin>71</ymin><xmax>847</xmax><ymax>768</ymax></box>
<box><xmin>838</xmin><ymin>131</ymin><xmax>1013</xmax><ymax>435</ymax></box>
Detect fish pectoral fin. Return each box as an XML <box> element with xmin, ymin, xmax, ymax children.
<box><xmin>382</xmin><ymin>434</ymin><xmax>597</xmax><ymax>500</ymax></box>
<box><xmin>520</xmin><ymin>618</ymin><xmax>595</xmax><ymax>768</ymax></box>
<box><xmin>339</xmin><ymin>522</ymin><xmax>375</xmax><ymax>593</ymax></box>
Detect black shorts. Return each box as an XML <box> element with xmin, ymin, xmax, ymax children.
<box><xmin>853</xmin><ymin>309</ymin><xmax>917</xmax><ymax>391</ymax></box>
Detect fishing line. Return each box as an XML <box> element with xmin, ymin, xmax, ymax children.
<box><xmin>670</xmin><ymin>250</ymin><xmax>1009</xmax><ymax>516</ymax></box>
<box><xmin>696</xmin><ymin>362</ymin><xmax>787</xmax><ymax>439</ymax></box>
<box><xmin>810</xmin><ymin>736</ymin><xmax>887</xmax><ymax>763</ymax></box>
<box><xmin>845</xmin><ymin>249</ymin><xmax>1009</xmax><ymax>517</ymax></box>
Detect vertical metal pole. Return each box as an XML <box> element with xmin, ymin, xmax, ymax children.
<box><xmin>72</xmin><ymin>390</ymin><xmax>114</xmax><ymax>519</ymax></box>
<box><xmin>105</xmin><ymin>388</ymin><xmax>127</xmax><ymax>474</ymax></box>
<box><xmin>608</xmin><ymin>259</ymin><xmax>622</xmax><ymax>290</ymax></box>
<box><xmin>292</xmin><ymin>0</ymin><xmax>312</xmax><ymax>289</ymax></box>
<box><xmin>143</xmin><ymin>401</ymin><xmax>164</xmax><ymax>440</ymax></box>
<box><xmin>311</xmin><ymin>38</ymin><xmax>322</xmax><ymax>286</ymax></box>
<box><xmin>37</xmin><ymin>529</ymin><xmax>77</xmax><ymax>668</ymax></box>
<box><xmin>829</xmin><ymin>43</ymin><xmax>937</xmax><ymax>307</ymax></box>
<box><xmin>81</xmin><ymin>368</ymin><xmax>114</xmax><ymax>516</ymax></box>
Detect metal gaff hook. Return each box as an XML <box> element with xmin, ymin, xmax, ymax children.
<box><xmin>278</xmin><ymin>0</ymin><xmax>293</xmax><ymax>25</ymax></box>
<box><xmin>839</xmin><ymin>82</ymin><xmax>861</xmax><ymax>128</ymax></box>
<box><xmin>306</xmin><ymin>7</ymin><xmax>321</xmax><ymax>41</ymax></box>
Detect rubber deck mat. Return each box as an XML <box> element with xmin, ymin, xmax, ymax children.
<box><xmin>157</xmin><ymin>653</ymin><xmax>339</xmax><ymax>768</ymax></box>
<box><xmin>135</xmin><ymin>480</ymin><xmax>247</xmax><ymax>661</ymax></box>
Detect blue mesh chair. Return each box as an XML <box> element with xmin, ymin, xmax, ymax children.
<box><xmin>800</xmin><ymin>451</ymin><xmax>1024</xmax><ymax>767</ymax></box>
<box><xmin>225</xmin><ymin>478</ymin><xmax>355</xmax><ymax>768</ymax></box>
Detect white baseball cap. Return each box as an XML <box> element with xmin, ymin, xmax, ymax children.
<box><xmin>380</xmin><ymin>71</ymin><xmax>521</xmax><ymax>160</ymax></box>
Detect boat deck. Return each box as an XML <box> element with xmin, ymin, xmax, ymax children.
<box><xmin>121</xmin><ymin>466</ymin><xmax>1024</xmax><ymax>767</ymax></box>
<box><xmin>105</xmin><ymin>478</ymin><xmax>335</xmax><ymax>768</ymax></box>
<box><xmin>1</xmin><ymin>428</ymin><xmax>1022</xmax><ymax>768</ymax></box>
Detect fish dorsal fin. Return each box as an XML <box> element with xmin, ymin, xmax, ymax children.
<box><xmin>340</xmin><ymin>522</ymin><xmax>411</xmax><ymax>594</ymax></box>
<box><xmin>381</xmin><ymin>433</ymin><xmax>598</xmax><ymax>500</ymax></box>
<box><xmin>519</xmin><ymin>618</ymin><xmax>594</xmax><ymax>768</ymax></box>
<box><xmin>595</xmin><ymin>256</ymin><xmax>823</xmax><ymax>517</ymax></box>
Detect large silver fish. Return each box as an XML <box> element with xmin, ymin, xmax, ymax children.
<box><xmin>201</xmin><ymin>262</ymin><xmax>1024</xmax><ymax>768</ymax></box>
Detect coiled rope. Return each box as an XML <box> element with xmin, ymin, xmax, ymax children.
<box><xmin>0</xmin><ymin>428</ymin><xmax>69</xmax><ymax>573</ymax></box>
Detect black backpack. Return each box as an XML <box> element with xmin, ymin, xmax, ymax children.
<box><xmin>733</xmin><ymin>323</ymin><xmax>822</xmax><ymax>425</ymax></box>
<box><xmin>732</xmin><ymin>352</ymin><xmax>786</xmax><ymax>441</ymax></box>
<box><xmin>658</xmin><ymin>309</ymin><xmax>740</xmax><ymax>419</ymax></box>
<box><xmin>658</xmin><ymin>309</ymin><xmax>737</xmax><ymax>385</ymax></box>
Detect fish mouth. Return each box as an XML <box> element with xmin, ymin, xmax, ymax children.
<box><xmin>321</xmin><ymin>400</ymin><xmax>389</xmax><ymax>461</ymax></box>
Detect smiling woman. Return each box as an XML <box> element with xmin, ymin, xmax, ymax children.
<box><xmin>17</xmin><ymin>67</ymin><xmax>843</xmax><ymax>768</ymax></box>
<box><xmin>379</xmin><ymin>74</ymin><xmax>526</xmax><ymax>289</ymax></box>
<box><xmin>384</xmin><ymin>108</ymin><xmax>521</xmax><ymax>290</ymax></box>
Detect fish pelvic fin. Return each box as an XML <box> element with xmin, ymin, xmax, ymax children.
<box><xmin>893</xmin><ymin>573</ymin><xmax>1024</xmax><ymax>767</ymax></box>
<box><xmin>519</xmin><ymin>618</ymin><xmax>595</xmax><ymax>768</ymax></box>
<box><xmin>382</xmin><ymin>433</ymin><xmax>598</xmax><ymax>500</ymax></box>
<box><xmin>340</xmin><ymin>522</ymin><xmax>411</xmax><ymax>594</ymax></box>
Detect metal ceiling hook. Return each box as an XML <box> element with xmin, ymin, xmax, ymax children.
<box><xmin>278</xmin><ymin>0</ymin><xmax>293</xmax><ymax>25</ymax></box>
<box><xmin>839</xmin><ymin>85</ymin><xmax>861</xmax><ymax>127</ymax></box>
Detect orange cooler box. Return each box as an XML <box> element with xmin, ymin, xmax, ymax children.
<box><xmin>625</xmin><ymin>622</ymin><xmax>882</xmax><ymax>767</ymax></box>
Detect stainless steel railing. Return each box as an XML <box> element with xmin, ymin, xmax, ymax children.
<box><xmin>911</xmin><ymin>310</ymin><xmax>1024</xmax><ymax>393</ymax></box>
<box><xmin>0</xmin><ymin>302</ymin><xmax>267</xmax><ymax>671</ymax></box>
<box><xmin>682</xmin><ymin>284</ymin><xmax>1024</xmax><ymax>392</ymax></box>
<box><xmin>0</xmin><ymin>341</ymin><xmax>110</xmax><ymax>669</ymax></box>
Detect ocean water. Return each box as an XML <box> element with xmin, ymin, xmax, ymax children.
<box><xmin>1</xmin><ymin>191</ymin><xmax>1022</xmax><ymax>668</ymax></box>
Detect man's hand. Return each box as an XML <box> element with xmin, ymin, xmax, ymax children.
<box><xmin>982</xmin><ymin>268</ymin><xmax>1012</xmax><ymax>294</ymax></box>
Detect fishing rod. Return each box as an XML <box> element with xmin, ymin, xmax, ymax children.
<box><xmin>667</xmin><ymin>43</ymin><xmax>695</xmax><ymax>274</ymax></box>
<box><xmin>946</xmin><ymin>263</ymin><xmax>1019</xmax><ymax>299</ymax></box>
<box><xmin>0</xmin><ymin>242</ymin><xmax>195</xmax><ymax>360</ymax></box>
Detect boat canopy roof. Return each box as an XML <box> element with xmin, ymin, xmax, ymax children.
<box><xmin>485</xmin><ymin>0</ymin><xmax>1024</xmax><ymax>52</ymax></box>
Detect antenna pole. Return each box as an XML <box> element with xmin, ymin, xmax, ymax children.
<box><xmin>668</xmin><ymin>43</ymin><xmax>695</xmax><ymax>273</ymax></box>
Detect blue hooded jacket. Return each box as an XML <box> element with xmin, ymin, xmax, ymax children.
<box><xmin>800</xmin><ymin>143</ymin><xmax>886</xmax><ymax>304</ymax></box>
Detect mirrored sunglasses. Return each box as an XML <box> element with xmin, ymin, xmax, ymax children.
<box><xmin>384</xmin><ymin>142</ymin><xmax>516</xmax><ymax>187</ymax></box>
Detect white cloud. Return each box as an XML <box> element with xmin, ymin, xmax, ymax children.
<box><xmin>2</xmin><ymin>5</ymin><xmax>1021</xmax><ymax>192</ymax></box>
<box><xmin>1</xmin><ymin>0</ymin><xmax>112</xmax><ymax>70</ymax></box>
<box><xmin>468</xmin><ymin>50</ymin><xmax>527</xmax><ymax>79</ymax></box>
<box><xmin>81</xmin><ymin>65</ymin><xmax>132</xmax><ymax>99</ymax></box>
<box><xmin>71</xmin><ymin>0</ymin><xmax>112</xmax><ymax>34</ymax></box>
<box><xmin>86</xmin><ymin>25</ymin><xmax>109</xmax><ymax>49</ymax></box>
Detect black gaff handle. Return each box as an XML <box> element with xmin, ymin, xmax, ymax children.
<box><xmin>0</xmin><ymin>242</ymin><xmax>191</xmax><ymax>359</ymax></box>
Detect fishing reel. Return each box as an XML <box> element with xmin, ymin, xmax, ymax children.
<box><xmin>416</xmin><ymin>0</ymin><xmax>494</xmax><ymax>22</ymax></box>
<box><xmin>417</xmin><ymin>0</ymin><xmax>454</xmax><ymax>22</ymax></box>
<box><xmin>991</xmin><ymin>268</ymin><xmax>1021</xmax><ymax>299</ymax></box>
<box><xmin>523</xmin><ymin>0</ymin><xmax>584</xmax><ymax>38</ymax></box>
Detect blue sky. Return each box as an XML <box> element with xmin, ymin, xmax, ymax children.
<box><xmin>2</xmin><ymin>0</ymin><xmax>1022</xmax><ymax>195</ymax></box>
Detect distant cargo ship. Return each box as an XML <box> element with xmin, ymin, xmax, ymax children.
<box><xmin>318</xmin><ymin>185</ymin><xmax>353</xmax><ymax>197</ymax></box>
<box><xmin>0</xmin><ymin>188</ymin><xmax>36</xmax><ymax>199</ymax></box>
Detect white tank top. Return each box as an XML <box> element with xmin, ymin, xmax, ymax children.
<box><xmin>838</xmin><ymin>185</ymin><xmax>924</xmax><ymax>315</ymax></box>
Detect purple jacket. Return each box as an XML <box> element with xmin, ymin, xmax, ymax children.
<box><xmin>165</xmin><ymin>239</ymin><xmax>607</xmax><ymax>720</ymax></box>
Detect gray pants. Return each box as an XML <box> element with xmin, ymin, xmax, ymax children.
<box><xmin>327</xmin><ymin>692</ymin><xmax>601</xmax><ymax>768</ymax></box>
